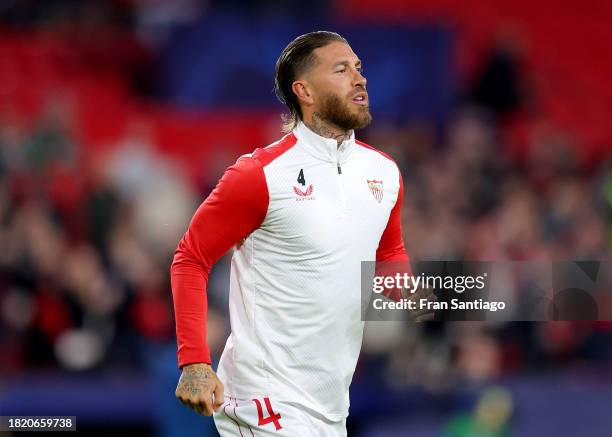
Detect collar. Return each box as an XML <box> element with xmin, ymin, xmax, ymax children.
<box><xmin>293</xmin><ymin>121</ymin><xmax>355</xmax><ymax>165</ymax></box>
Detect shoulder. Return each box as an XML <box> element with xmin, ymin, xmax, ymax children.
<box><xmin>355</xmin><ymin>139</ymin><xmax>401</xmax><ymax>176</ymax></box>
<box><xmin>241</xmin><ymin>132</ymin><xmax>298</xmax><ymax>168</ymax></box>
<box><xmin>355</xmin><ymin>139</ymin><xmax>397</xmax><ymax>164</ymax></box>
<box><xmin>222</xmin><ymin>133</ymin><xmax>298</xmax><ymax>190</ymax></box>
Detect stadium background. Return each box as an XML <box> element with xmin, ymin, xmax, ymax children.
<box><xmin>1</xmin><ymin>0</ymin><xmax>611</xmax><ymax>435</ymax></box>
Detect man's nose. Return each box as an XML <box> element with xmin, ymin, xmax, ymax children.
<box><xmin>353</xmin><ymin>70</ymin><xmax>367</xmax><ymax>88</ymax></box>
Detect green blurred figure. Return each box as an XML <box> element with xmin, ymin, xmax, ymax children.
<box><xmin>444</xmin><ymin>387</ymin><xmax>513</xmax><ymax>437</ymax></box>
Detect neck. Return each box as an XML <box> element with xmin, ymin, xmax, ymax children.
<box><xmin>304</xmin><ymin>112</ymin><xmax>351</xmax><ymax>148</ymax></box>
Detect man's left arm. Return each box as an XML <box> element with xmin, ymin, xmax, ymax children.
<box><xmin>376</xmin><ymin>171</ymin><xmax>409</xmax><ymax>263</ymax></box>
<box><xmin>376</xmin><ymin>171</ymin><xmax>435</xmax><ymax>321</ymax></box>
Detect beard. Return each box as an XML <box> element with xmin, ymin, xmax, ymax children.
<box><xmin>317</xmin><ymin>91</ymin><xmax>372</xmax><ymax>131</ymax></box>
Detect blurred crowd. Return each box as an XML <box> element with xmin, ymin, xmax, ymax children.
<box><xmin>0</xmin><ymin>99</ymin><xmax>198</xmax><ymax>372</ymax></box>
<box><xmin>0</xmin><ymin>3</ymin><xmax>611</xmax><ymax>436</ymax></box>
<box><xmin>361</xmin><ymin>109</ymin><xmax>612</xmax><ymax>394</ymax></box>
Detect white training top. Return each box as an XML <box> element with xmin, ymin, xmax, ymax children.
<box><xmin>171</xmin><ymin>122</ymin><xmax>408</xmax><ymax>421</ymax></box>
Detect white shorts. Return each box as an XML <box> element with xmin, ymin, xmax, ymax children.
<box><xmin>213</xmin><ymin>396</ymin><xmax>347</xmax><ymax>437</ymax></box>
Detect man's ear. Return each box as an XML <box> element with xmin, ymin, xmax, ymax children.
<box><xmin>292</xmin><ymin>80</ymin><xmax>314</xmax><ymax>106</ymax></box>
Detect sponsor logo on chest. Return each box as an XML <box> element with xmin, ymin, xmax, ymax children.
<box><xmin>293</xmin><ymin>168</ymin><xmax>315</xmax><ymax>201</ymax></box>
<box><xmin>293</xmin><ymin>184</ymin><xmax>315</xmax><ymax>201</ymax></box>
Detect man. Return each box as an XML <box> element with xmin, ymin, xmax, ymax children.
<box><xmin>171</xmin><ymin>31</ymin><xmax>427</xmax><ymax>436</ymax></box>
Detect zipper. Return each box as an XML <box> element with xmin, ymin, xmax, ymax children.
<box><xmin>336</xmin><ymin>161</ymin><xmax>347</xmax><ymax>214</ymax></box>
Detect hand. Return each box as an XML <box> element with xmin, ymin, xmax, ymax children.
<box><xmin>175</xmin><ymin>363</ymin><xmax>225</xmax><ymax>416</ymax></box>
<box><xmin>404</xmin><ymin>286</ymin><xmax>437</xmax><ymax>322</ymax></box>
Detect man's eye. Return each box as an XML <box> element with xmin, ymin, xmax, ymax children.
<box><xmin>335</xmin><ymin>68</ymin><xmax>346</xmax><ymax>73</ymax></box>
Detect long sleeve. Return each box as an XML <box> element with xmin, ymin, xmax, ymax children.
<box><xmin>376</xmin><ymin>172</ymin><xmax>410</xmax><ymax>301</ymax></box>
<box><xmin>170</xmin><ymin>156</ymin><xmax>268</xmax><ymax>367</ymax></box>
<box><xmin>376</xmin><ymin>171</ymin><xmax>408</xmax><ymax>262</ymax></box>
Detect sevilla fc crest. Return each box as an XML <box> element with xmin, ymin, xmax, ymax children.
<box><xmin>367</xmin><ymin>180</ymin><xmax>383</xmax><ymax>203</ymax></box>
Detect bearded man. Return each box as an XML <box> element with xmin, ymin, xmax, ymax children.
<box><xmin>171</xmin><ymin>31</ymin><xmax>420</xmax><ymax>436</ymax></box>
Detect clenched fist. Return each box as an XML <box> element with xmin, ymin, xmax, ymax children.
<box><xmin>175</xmin><ymin>363</ymin><xmax>225</xmax><ymax>416</ymax></box>
<box><xmin>404</xmin><ymin>286</ymin><xmax>437</xmax><ymax>322</ymax></box>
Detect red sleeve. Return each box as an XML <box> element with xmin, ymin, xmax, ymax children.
<box><xmin>376</xmin><ymin>171</ymin><xmax>409</xmax><ymax>262</ymax></box>
<box><xmin>170</xmin><ymin>156</ymin><xmax>268</xmax><ymax>368</ymax></box>
<box><xmin>376</xmin><ymin>172</ymin><xmax>410</xmax><ymax>302</ymax></box>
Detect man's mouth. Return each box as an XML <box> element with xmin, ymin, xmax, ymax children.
<box><xmin>351</xmin><ymin>93</ymin><xmax>368</xmax><ymax>106</ymax></box>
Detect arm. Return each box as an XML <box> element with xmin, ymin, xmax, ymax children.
<box><xmin>376</xmin><ymin>172</ymin><xmax>409</xmax><ymax>263</ymax></box>
<box><xmin>376</xmin><ymin>171</ymin><xmax>410</xmax><ymax>302</ymax></box>
<box><xmin>375</xmin><ymin>171</ymin><xmax>435</xmax><ymax>321</ymax></box>
<box><xmin>171</xmin><ymin>155</ymin><xmax>268</xmax><ymax>415</ymax></box>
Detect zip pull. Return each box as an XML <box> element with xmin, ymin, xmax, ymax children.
<box><xmin>337</xmin><ymin>164</ymin><xmax>342</xmax><ymax>175</ymax></box>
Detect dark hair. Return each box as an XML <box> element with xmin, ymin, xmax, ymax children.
<box><xmin>274</xmin><ymin>31</ymin><xmax>348</xmax><ymax>132</ymax></box>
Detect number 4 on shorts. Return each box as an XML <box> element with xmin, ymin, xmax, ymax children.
<box><xmin>252</xmin><ymin>397</ymin><xmax>282</xmax><ymax>430</ymax></box>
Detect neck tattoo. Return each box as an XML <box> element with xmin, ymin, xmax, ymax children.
<box><xmin>306</xmin><ymin>113</ymin><xmax>351</xmax><ymax>148</ymax></box>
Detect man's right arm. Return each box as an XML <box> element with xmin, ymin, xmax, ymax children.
<box><xmin>170</xmin><ymin>155</ymin><xmax>268</xmax><ymax>413</ymax></box>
